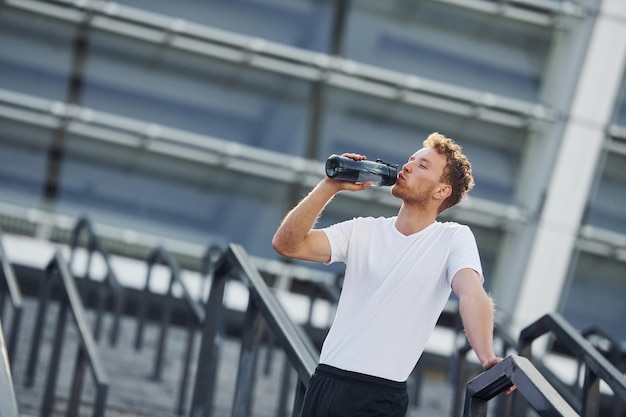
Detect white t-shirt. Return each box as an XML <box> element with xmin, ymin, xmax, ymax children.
<box><xmin>319</xmin><ymin>216</ymin><xmax>483</xmax><ymax>382</ymax></box>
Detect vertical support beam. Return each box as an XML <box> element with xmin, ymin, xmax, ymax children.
<box><xmin>512</xmin><ymin>0</ymin><xmax>626</xmax><ymax>340</ymax></box>
<box><xmin>330</xmin><ymin>0</ymin><xmax>349</xmax><ymax>57</ymax></box>
<box><xmin>304</xmin><ymin>0</ymin><xmax>349</xmax><ymax>159</ymax></box>
<box><xmin>491</xmin><ymin>2</ymin><xmax>599</xmax><ymax>323</ymax></box>
<box><xmin>42</xmin><ymin>2</ymin><xmax>97</xmax><ymax>209</ymax></box>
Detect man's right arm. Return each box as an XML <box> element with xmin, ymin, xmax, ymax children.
<box><xmin>272</xmin><ymin>176</ymin><xmax>369</xmax><ymax>263</ymax></box>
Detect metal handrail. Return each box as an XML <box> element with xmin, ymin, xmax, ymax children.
<box><xmin>0</xmin><ymin>319</ymin><xmax>19</xmax><ymax>417</ymax></box>
<box><xmin>463</xmin><ymin>354</ymin><xmax>578</xmax><ymax>417</ymax></box>
<box><xmin>134</xmin><ymin>245</ymin><xmax>204</xmax><ymax>415</ymax></box>
<box><xmin>190</xmin><ymin>243</ymin><xmax>318</xmax><ymax>417</ymax></box>
<box><xmin>518</xmin><ymin>313</ymin><xmax>626</xmax><ymax>417</ymax></box>
<box><xmin>0</xmin><ymin>227</ymin><xmax>23</xmax><ymax>364</ymax></box>
<box><xmin>578</xmin><ymin>326</ymin><xmax>626</xmax><ymax>417</ymax></box>
<box><xmin>451</xmin><ymin>322</ymin><xmax>518</xmax><ymax>417</ymax></box>
<box><xmin>580</xmin><ymin>326</ymin><xmax>626</xmax><ymax>373</ymax></box>
<box><xmin>69</xmin><ymin>217</ymin><xmax>126</xmax><ymax>346</ymax></box>
<box><xmin>24</xmin><ymin>251</ymin><xmax>109</xmax><ymax>417</ymax></box>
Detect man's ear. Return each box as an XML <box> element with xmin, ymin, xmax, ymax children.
<box><xmin>434</xmin><ymin>184</ymin><xmax>452</xmax><ymax>201</ymax></box>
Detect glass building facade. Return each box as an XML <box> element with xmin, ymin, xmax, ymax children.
<box><xmin>0</xmin><ymin>0</ymin><xmax>624</xmax><ymax>341</ymax></box>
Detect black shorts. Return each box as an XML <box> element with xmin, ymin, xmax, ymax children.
<box><xmin>299</xmin><ymin>364</ymin><xmax>409</xmax><ymax>417</ymax></box>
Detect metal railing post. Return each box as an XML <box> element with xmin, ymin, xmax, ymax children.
<box><xmin>177</xmin><ymin>318</ymin><xmax>197</xmax><ymax>415</ymax></box>
<box><xmin>189</xmin><ymin>253</ymin><xmax>228</xmax><ymax>417</ymax></box>
<box><xmin>190</xmin><ymin>243</ymin><xmax>318</xmax><ymax>417</ymax></box>
<box><xmin>277</xmin><ymin>355</ymin><xmax>293</xmax><ymax>417</ymax></box>
<box><xmin>41</xmin><ymin>299</ymin><xmax>69</xmax><ymax>417</ymax></box>
<box><xmin>67</xmin><ymin>347</ymin><xmax>88</xmax><ymax>417</ymax></box>
<box><xmin>93</xmin><ymin>381</ymin><xmax>109</xmax><ymax>417</ymax></box>
<box><xmin>134</xmin><ymin>260</ymin><xmax>151</xmax><ymax>350</ymax></box>
<box><xmin>232</xmin><ymin>298</ymin><xmax>265</xmax><ymax>417</ymax></box>
<box><xmin>152</xmin><ymin>268</ymin><xmax>175</xmax><ymax>380</ymax></box>
<box><xmin>0</xmin><ymin>319</ymin><xmax>19</xmax><ymax>417</ymax></box>
<box><xmin>133</xmin><ymin>244</ymin><xmax>205</xmax><ymax>416</ymax></box>
<box><xmin>581</xmin><ymin>367</ymin><xmax>600</xmax><ymax>417</ymax></box>
<box><xmin>292</xmin><ymin>381</ymin><xmax>307</xmax><ymax>417</ymax></box>
<box><xmin>24</xmin><ymin>252</ymin><xmax>110</xmax><ymax>417</ymax></box>
<box><xmin>518</xmin><ymin>313</ymin><xmax>626</xmax><ymax>417</ymax></box>
<box><xmin>451</xmin><ymin>344</ymin><xmax>472</xmax><ymax>417</ymax></box>
<box><xmin>24</xmin><ymin>264</ymin><xmax>54</xmax><ymax>387</ymax></box>
<box><xmin>0</xmin><ymin>229</ymin><xmax>23</xmax><ymax>365</ymax></box>
<box><xmin>176</xmin><ymin>245</ymin><xmax>222</xmax><ymax>416</ymax></box>
<box><xmin>69</xmin><ymin>217</ymin><xmax>125</xmax><ymax>346</ymax></box>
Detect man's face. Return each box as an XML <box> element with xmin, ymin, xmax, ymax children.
<box><xmin>391</xmin><ymin>147</ymin><xmax>448</xmax><ymax>205</ymax></box>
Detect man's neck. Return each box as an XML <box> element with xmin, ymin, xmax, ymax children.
<box><xmin>395</xmin><ymin>204</ymin><xmax>438</xmax><ymax>236</ymax></box>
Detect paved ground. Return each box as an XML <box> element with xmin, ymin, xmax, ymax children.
<box><xmin>6</xmin><ymin>297</ymin><xmax>460</xmax><ymax>417</ymax></box>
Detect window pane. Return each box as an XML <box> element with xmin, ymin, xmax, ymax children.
<box><xmin>344</xmin><ymin>1</ymin><xmax>550</xmax><ymax>101</ymax></box>
<box><xmin>318</xmin><ymin>88</ymin><xmax>525</xmax><ymax>204</ymax></box>
<box><xmin>561</xmin><ymin>252</ymin><xmax>626</xmax><ymax>341</ymax></box>
<box><xmin>83</xmin><ymin>31</ymin><xmax>311</xmax><ymax>155</ymax></box>
<box><xmin>0</xmin><ymin>9</ymin><xmax>74</xmax><ymax>101</ymax></box>
<box><xmin>113</xmin><ymin>0</ymin><xmax>334</xmax><ymax>53</ymax></box>
<box><xmin>585</xmin><ymin>152</ymin><xmax>626</xmax><ymax>234</ymax></box>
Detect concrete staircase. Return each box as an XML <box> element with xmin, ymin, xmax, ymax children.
<box><xmin>6</xmin><ymin>296</ymin><xmax>455</xmax><ymax>417</ymax></box>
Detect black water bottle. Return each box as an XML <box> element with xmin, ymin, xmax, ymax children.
<box><xmin>325</xmin><ymin>154</ymin><xmax>398</xmax><ymax>186</ymax></box>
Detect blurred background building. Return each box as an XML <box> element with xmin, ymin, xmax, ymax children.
<box><xmin>0</xmin><ymin>0</ymin><xmax>624</xmax><ymax>347</ymax></box>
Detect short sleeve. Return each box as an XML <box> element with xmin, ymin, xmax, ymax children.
<box><xmin>321</xmin><ymin>218</ymin><xmax>357</xmax><ymax>264</ymax></box>
<box><xmin>447</xmin><ymin>225</ymin><xmax>484</xmax><ymax>286</ymax></box>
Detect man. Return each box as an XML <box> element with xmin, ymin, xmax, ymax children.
<box><xmin>272</xmin><ymin>132</ymin><xmax>505</xmax><ymax>417</ymax></box>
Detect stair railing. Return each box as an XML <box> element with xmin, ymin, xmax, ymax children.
<box><xmin>463</xmin><ymin>354</ymin><xmax>578</xmax><ymax>417</ymax></box>
<box><xmin>134</xmin><ymin>245</ymin><xmax>205</xmax><ymax>415</ymax></box>
<box><xmin>0</xmin><ymin>319</ymin><xmax>19</xmax><ymax>417</ymax></box>
<box><xmin>451</xmin><ymin>322</ymin><xmax>518</xmax><ymax>417</ymax></box>
<box><xmin>190</xmin><ymin>243</ymin><xmax>318</xmax><ymax>417</ymax></box>
<box><xmin>518</xmin><ymin>312</ymin><xmax>626</xmax><ymax>417</ymax></box>
<box><xmin>68</xmin><ymin>217</ymin><xmax>126</xmax><ymax>346</ymax></box>
<box><xmin>579</xmin><ymin>326</ymin><xmax>626</xmax><ymax>417</ymax></box>
<box><xmin>0</xmin><ymin>227</ymin><xmax>23</xmax><ymax>364</ymax></box>
<box><xmin>24</xmin><ymin>251</ymin><xmax>109</xmax><ymax>417</ymax></box>
<box><xmin>253</xmin><ymin>261</ymin><xmax>340</xmax><ymax>414</ymax></box>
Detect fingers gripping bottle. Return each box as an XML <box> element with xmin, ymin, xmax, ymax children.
<box><xmin>325</xmin><ymin>154</ymin><xmax>398</xmax><ymax>186</ymax></box>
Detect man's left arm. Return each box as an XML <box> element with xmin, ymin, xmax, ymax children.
<box><xmin>451</xmin><ymin>268</ymin><xmax>501</xmax><ymax>370</ymax></box>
